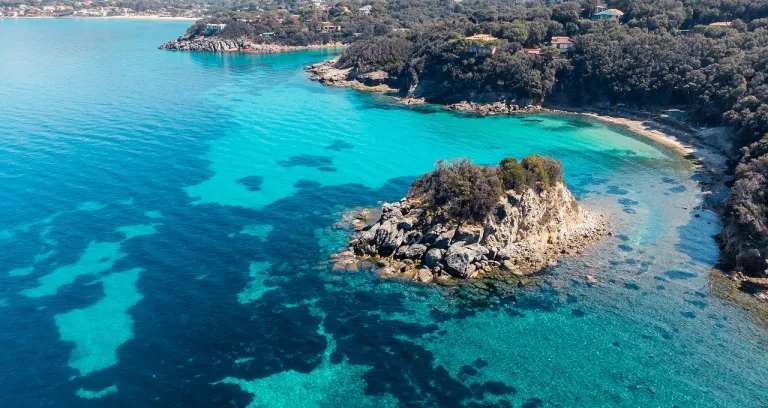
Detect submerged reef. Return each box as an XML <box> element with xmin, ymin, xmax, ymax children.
<box><xmin>331</xmin><ymin>156</ymin><xmax>606</xmax><ymax>283</ymax></box>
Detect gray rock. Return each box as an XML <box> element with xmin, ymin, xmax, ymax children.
<box><xmin>423</xmin><ymin>248</ymin><xmax>445</xmax><ymax>268</ymax></box>
<box><xmin>422</xmin><ymin>224</ymin><xmax>445</xmax><ymax>245</ymax></box>
<box><xmin>375</xmin><ymin>223</ymin><xmax>404</xmax><ymax>256</ymax></box>
<box><xmin>443</xmin><ymin>242</ymin><xmax>481</xmax><ymax>278</ymax></box>
<box><xmin>404</xmin><ymin>244</ymin><xmax>428</xmax><ymax>259</ymax></box>
<box><xmin>396</xmin><ymin>244</ymin><xmax>427</xmax><ymax>259</ymax></box>
<box><xmin>432</xmin><ymin>229</ymin><xmax>456</xmax><ymax>249</ymax></box>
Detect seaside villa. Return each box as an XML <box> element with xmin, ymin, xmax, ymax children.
<box><xmin>593</xmin><ymin>9</ymin><xmax>624</xmax><ymax>21</ymax></box>
<box><xmin>320</xmin><ymin>22</ymin><xmax>342</xmax><ymax>32</ymax></box>
<box><xmin>206</xmin><ymin>23</ymin><xmax>226</xmax><ymax>33</ymax></box>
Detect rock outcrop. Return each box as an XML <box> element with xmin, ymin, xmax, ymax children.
<box><xmin>305</xmin><ymin>58</ymin><xmax>398</xmax><ymax>92</ymax></box>
<box><xmin>333</xmin><ymin>182</ymin><xmax>605</xmax><ymax>282</ymax></box>
<box><xmin>159</xmin><ymin>35</ymin><xmax>344</xmax><ymax>54</ymax></box>
<box><xmin>445</xmin><ymin>101</ymin><xmax>547</xmax><ymax>116</ymax></box>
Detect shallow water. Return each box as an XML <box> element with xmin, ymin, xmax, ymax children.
<box><xmin>0</xmin><ymin>19</ymin><xmax>766</xmax><ymax>407</ymax></box>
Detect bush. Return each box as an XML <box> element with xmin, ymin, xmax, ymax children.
<box><xmin>412</xmin><ymin>158</ymin><xmax>503</xmax><ymax>222</ymax></box>
<box><xmin>411</xmin><ymin>155</ymin><xmax>564</xmax><ymax>222</ymax></box>
<box><xmin>521</xmin><ymin>155</ymin><xmax>563</xmax><ymax>188</ymax></box>
<box><xmin>499</xmin><ymin>157</ymin><xmax>526</xmax><ymax>190</ymax></box>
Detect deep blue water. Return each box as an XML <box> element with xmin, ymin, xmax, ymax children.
<box><xmin>1</xmin><ymin>19</ymin><xmax>767</xmax><ymax>407</ymax></box>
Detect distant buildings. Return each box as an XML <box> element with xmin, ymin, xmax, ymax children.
<box><xmin>206</xmin><ymin>24</ymin><xmax>226</xmax><ymax>33</ymax></box>
<box><xmin>465</xmin><ymin>34</ymin><xmax>497</xmax><ymax>41</ymax></box>
<box><xmin>593</xmin><ymin>9</ymin><xmax>624</xmax><ymax>21</ymax></box>
<box><xmin>359</xmin><ymin>5</ymin><xmax>372</xmax><ymax>15</ymax></box>
<box><xmin>709</xmin><ymin>21</ymin><xmax>733</xmax><ymax>27</ymax></box>
<box><xmin>550</xmin><ymin>36</ymin><xmax>574</xmax><ymax>49</ymax></box>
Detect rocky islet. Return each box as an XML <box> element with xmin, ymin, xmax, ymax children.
<box><xmin>331</xmin><ymin>169</ymin><xmax>606</xmax><ymax>284</ymax></box>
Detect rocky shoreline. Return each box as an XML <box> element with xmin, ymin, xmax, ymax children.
<box><xmin>330</xmin><ymin>181</ymin><xmax>606</xmax><ymax>284</ymax></box>
<box><xmin>305</xmin><ymin>58</ymin><xmax>550</xmax><ymax>115</ymax></box>
<box><xmin>160</xmin><ymin>35</ymin><xmax>344</xmax><ymax>54</ymax></box>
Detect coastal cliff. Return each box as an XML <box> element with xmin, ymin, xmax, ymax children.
<box><xmin>160</xmin><ymin>35</ymin><xmax>344</xmax><ymax>53</ymax></box>
<box><xmin>331</xmin><ymin>157</ymin><xmax>605</xmax><ymax>283</ymax></box>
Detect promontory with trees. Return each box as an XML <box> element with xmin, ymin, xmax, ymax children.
<box><xmin>166</xmin><ymin>0</ymin><xmax>768</xmax><ymax>297</ymax></box>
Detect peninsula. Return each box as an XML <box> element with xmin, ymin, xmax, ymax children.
<box><xmin>331</xmin><ymin>157</ymin><xmax>605</xmax><ymax>283</ymax></box>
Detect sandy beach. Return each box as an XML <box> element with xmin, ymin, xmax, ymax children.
<box><xmin>551</xmin><ymin>107</ymin><xmax>731</xmax><ymax>176</ymax></box>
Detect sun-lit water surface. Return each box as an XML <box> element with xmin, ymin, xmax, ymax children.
<box><xmin>0</xmin><ymin>18</ymin><xmax>766</xmax><ymax>408</ymax></box>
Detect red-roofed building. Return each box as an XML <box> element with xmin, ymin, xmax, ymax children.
<box><xmin>550</xmin><ymin>36</ymin><xmax>574</xmax><ymax>50</ymax></box>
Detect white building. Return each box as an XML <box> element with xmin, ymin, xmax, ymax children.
<box><xmin>206</xmin><ymin>23</ymin><xmax>226</xmax><ymax>33</ymax></box>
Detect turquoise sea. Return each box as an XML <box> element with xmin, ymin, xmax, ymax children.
<box><xmin>0</xmin><ymin>19</ymin><xmax>766</xmax><ymax>407</ymax></box>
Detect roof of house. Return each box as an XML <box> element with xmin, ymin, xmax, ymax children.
<box><xmin>465</xmin><ymin>34</ymin><xmax>498</xmax><ymax>41</ymax></box>
<box><xmin>551</xmin><ymin>36</ymin><xmax>573</xmax><ymax>45</ymax></box>
<box><xmin>359</xmin><ymin>5</ymin><xmax>372</xmax><ymax>10</ymax></box>
<box><xmin>709</xmin><ymin>21</ymin><xmax>733</xmax><ymax>26</ymax></box>
<box><xmin>524</xmin><ymin>48</ymin><xmax>542</xmax><ymax>55</ymax></box>
<box><xmin>594</xmin><ymin>9</ymin><xmax>624</xmax><ymax>16</ymax></box>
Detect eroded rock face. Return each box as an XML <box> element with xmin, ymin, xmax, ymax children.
<box><xmin>346</xmin><ymin>183</ymin><xmax>605</xmax><ymax>282</ymax></box>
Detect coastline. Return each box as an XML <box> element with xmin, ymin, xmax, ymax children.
<box><xmin>306</xmin><ymin>57</ymin><xmax>768</xmax><ymax>309</ymax></box>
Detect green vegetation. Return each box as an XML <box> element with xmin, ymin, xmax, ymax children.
<box><xmin>411</xmin><ymin>156</ymin><xmax>564</xmax><ymax>222</ymax></box>
<box><xmin>723</xmin><ymin>139</ymin><xmax>768</xmax><ymax>274</ymax></box>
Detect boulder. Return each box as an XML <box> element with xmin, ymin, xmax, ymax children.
<box><xmin>432</xmin><ymin>229</ymin><xmax>456</xmax><ymax>249</ymax></box>
<box><xmin>443</xmin><ymin>242</ymin><xmax>482</xmax><ymax>278</ymax></box>
<box><xmin>375</xmin><ymin>223</ymin><xmax>404</xmax><ymax>256</ymax></box>
<box><xmin>417</xmin><ymin>268</ymin><xmax>434</xmax><ymax>283</ymax></box>
<box><xmin>455</xmin><ymin>224</ymin><xmax>484</xmax><ymax>244</ymax></box>
<box><xmin>396</xmin><ymin>244</ymin><xmax>428</xmax><ymax>259</ymax></box>
<box><xmin>424</xmin><ymin>248</ymin><xmax>445</xmax><ymax>268</ymax></box>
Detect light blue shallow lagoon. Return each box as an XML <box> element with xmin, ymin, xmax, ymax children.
<box><xmin>0</xmin><ymin>19</ymin><xmax>766</xmax><ymax>408</ymax></box>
